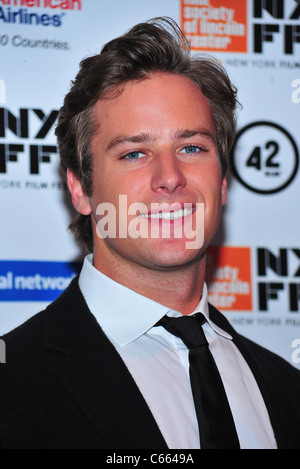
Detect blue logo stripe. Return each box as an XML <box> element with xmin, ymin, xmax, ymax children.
<box><xmin>0</xmin><ymin>260</ymin><xmax>81</xmax><ymax>301</ymax></box>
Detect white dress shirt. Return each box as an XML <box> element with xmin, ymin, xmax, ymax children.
<box><xmin>79</xmin><ymin>254</ymin><xmax>277</xmax><ymax>449</ymax></box>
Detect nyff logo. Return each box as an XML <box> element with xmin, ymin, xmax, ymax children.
<box><xmin>0</xmin><ymin>107</ymin><xmax>58</xmax><ymax>174</ymax></box>
<box><xmin>253</xmin><ymin>0</ymin><xmax>300</xmax><ymax>54</ymax></box>
<box><xmin>257</xmin><ymin>248</ymin><xmax>300</xmax><ymax>312</ymax></box>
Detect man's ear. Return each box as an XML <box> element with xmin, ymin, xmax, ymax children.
<box><xmin>66</xmin><ymin>169</ymin><xmax>92</xmax><ymax>216</ymax></box>
<box><xmin>221</xmin><ymin>175</ymin><xmax>227</xmax><ymax>206</ymax></box>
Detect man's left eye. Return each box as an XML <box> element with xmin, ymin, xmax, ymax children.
<box><xmin>180</xmin><ymin>145</ymin><xmax>203</xmax><ymax>154</ymax></box>
<box><xmin>123</xmin><ymin>151</ymin><xmax>146</xmax><ymax>160</ymax></box>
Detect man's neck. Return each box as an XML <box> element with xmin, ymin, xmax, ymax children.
<box><xmin>93</xmin><ymin>247</ymin><xmax>206</xmax><ymax>316</ymax></box>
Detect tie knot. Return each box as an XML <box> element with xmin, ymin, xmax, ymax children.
<box><xmin>156</xmin><ymin>313</ymin><xmax>208</xmax><ymax>350</ymax></box>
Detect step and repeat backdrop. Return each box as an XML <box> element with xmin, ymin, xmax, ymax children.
<box><xmin>0</xmin><ymin>0</ymin><xmax>299</xmax><ymax>367</ymax></box>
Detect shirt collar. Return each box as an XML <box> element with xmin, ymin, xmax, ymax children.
<box><xmin>79</xmin><ymin>254</ymin><xmax>232</xmax><ymax>347</ymax></box>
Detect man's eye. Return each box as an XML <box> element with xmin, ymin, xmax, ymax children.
<box><xmin>123</xmin><ymin>151</ymin><xmax>146</xmax><ymax>160</ymax></box>
<box><xmin>180</xmin><ymin>145</ymin><xmax>204</xmax><ymax>154</ymax></box>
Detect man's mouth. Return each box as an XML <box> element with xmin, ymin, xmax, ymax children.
<box><xmin>140</xmin><ymin>206</ymin><xmax>194</xmax><ymax>221</ymax></box>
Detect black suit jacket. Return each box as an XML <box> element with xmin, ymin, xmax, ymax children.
<box><xmin>1</xmin><ymin>278</ymin><xmax>300</xmax><ymax>449</ymax></box>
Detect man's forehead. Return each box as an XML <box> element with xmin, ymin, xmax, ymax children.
<box><xmin>93</xmin><ymin>72</ymin><xmax>209</xmax><ymax>109</ymax></box>
<box><xmin>91</xmin><ymin>73</ymin><xmax>215</xmax><ymax>142</ymax></box>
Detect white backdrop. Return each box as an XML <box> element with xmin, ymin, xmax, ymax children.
<box><xmin>0</xmin><ymin>0</ymin><xmax>299</xmax><ymax>368</ymax></box>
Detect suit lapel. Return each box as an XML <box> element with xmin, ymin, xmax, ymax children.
<box><xmin>43</xmin><ymin>278</ymin><xmax>167</xmax><ymax>449</ymax></box>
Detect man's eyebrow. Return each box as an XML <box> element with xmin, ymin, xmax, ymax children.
<box><xmin>172</xmin><ymin>128</ymin><xmax>216</xmax><ymax>142</ymax></box>
<box><xmin>106</xmin><ymin>132</ymin><xmax>157</xmax><ymax>151</ymax></box>
<box><xmin>105</xmin><ymin>128</ymin><xmax>216</xmax><ymax>152</ymax></box>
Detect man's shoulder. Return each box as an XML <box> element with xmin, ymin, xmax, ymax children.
<box><xmin>208</xmin><ymin>302</ymin><xmax>300</xmax><ymax>380</ymax></box>
<box><xmin>237</xmin><ymin>331</ymin><xmax>300</xmax><ymax>382</ymax></box>
<box><xmin>1</xmin><ymin>276</ymin><xmax>84</xmax><ymax>362</ymax></box>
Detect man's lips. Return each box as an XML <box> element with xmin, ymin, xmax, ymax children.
<box><xmin>140</xmin><ymin>204</ymin><xmax>196</xmax><ymax>221</ymax></box>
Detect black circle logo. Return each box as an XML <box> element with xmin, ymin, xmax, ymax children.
<box><xmin>230</xmin><ymin>121</ymin><xmax>299</xmax><ymax>194</ymax></box>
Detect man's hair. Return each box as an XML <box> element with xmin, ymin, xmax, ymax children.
<box><xmin>55</xmin><ymin>17</ymin><xmax>239</xmax><ymax>253</ymax></box>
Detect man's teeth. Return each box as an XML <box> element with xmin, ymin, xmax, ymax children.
<box><xmin>141</xmin><ymin>208</ymin><xmax>193</xmax><ymax>220</ymax></box>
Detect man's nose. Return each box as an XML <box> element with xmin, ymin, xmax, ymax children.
<box><xmin>151</xmin><ymin>152</ymin><xmax>187</xmax><ymax>194</ymax></box>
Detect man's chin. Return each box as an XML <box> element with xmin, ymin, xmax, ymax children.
<box><xmin>93</xmin><ymin>235</ymin><xmax>206</xmax><ymax>273</ymax></box>
<box><xmin>141</xmin><ymin>243</ymin><xmax>205</xmax><ymax>271</ymax></box>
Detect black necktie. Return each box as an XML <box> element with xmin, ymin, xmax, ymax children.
<box><xmin>156</xmin><ymin>313</ymin><xmax>240</xmax><ymax>449</ymax></box>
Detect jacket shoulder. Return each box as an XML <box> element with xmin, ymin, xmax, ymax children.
<box><xmin>0</xmin><ymin>277</ymin><xmax>83</xmax><ymax>364</ymax></box>
<box><xmin>209</xmin><ymin>302</ymin><xmax>300</xmax><ymax>375</ymax></box>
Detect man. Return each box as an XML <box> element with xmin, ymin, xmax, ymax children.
<box><xmin>0</xmin><ymin>18</ymin><xmax>299</xmax><ymax>449</ymax></box>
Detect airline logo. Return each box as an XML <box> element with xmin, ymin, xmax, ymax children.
<box><xmin>0</xmin><ymin>0</ymin><xmax>82</xmax><ymax>27</ymax></box>
<box><xmin>0</xmin><ymin>0</ymin><xmax>82</xmax><ymax>10</ymax></box>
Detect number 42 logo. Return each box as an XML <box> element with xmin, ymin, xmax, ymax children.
<box><xmin>247</xmin><ymin>141</ymin><xmax>280</xmax><ymax>173</ymax></box>
<box><xmin>231</xmin><ymin>121</ymin><xmax>299</xmax><ymax>194</ymax></box>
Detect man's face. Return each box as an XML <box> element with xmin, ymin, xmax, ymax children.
<box><xmin>72</xmin><ymin>73</ymin><xmax>227</xmax><ymax>272</ymax></box>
